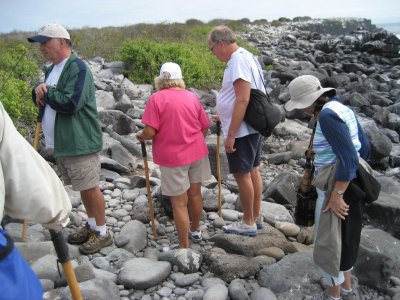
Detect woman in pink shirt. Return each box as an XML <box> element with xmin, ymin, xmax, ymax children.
<box><xmin>136</xmin><ymin>62</ymin><xmax>211</xmax><ymax>248</ymax></box>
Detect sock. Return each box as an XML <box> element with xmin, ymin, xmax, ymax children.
<box><xmin>341</xmin><ymin>287</ymin><xmax>353</xmax><ymax>295</ymax></box>
<box><xmin>329</xmin><ymin>297</ymin><xmax>341</xmax><ymax>300</ymax></box>
<box><xmin>87</xmin><ymin>218</ymin><xmax>96</xmax><ymax>230</ymax></box>
<box><xmin>95</xmin><ymin>224</ymin><xmax>107</xmax><ymax>236</ymax></box>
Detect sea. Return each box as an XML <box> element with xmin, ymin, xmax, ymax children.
<box><xmin>376</xmin><ymin>22</ymin><xmax>400</xmax><ymax>38</ymax></box>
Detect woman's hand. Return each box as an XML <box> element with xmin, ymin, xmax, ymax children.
<box><xmin>136</xmin><ymin>125</ymin><xmax>156</xmax><ymax>142</ymax></box>
<box><xmin>323</xmin><ymin>192</ymin><xmax>349</xmax><ymax>220</ymax></box>
<box><xmin>135</xmin><ymin>131</ymin><xmax>145</xmax><ymax>142</ymax></box>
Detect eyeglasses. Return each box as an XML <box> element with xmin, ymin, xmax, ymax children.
<box><xmin>208</xmin><ymin>42</ymin><xmax>218</xmax><ymax>52</ymax></box>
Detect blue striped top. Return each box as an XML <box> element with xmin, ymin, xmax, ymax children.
<box><xmin>313</xmin><ymin>99</ymin><xmax>370</xmax><ymax>181</ymax></box>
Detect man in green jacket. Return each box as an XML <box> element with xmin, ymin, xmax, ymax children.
<box><xmin>29</xmin><ymin>23</ymin><xmax>112</xmax><ymax>254</ymax></box>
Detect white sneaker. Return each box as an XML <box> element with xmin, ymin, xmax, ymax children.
<box><xmin>189</xmin><ymin>229</ymin><xmax>202</xmax><ymax>241</ymax></box>
<box><xmin>255</xmin><ymin>216</ymin><xmax>266</xmax><ymax>229</ymax></box>
<box><xmin>223</xmin><ymin>221</ymin><xmax>257</xmax><ymax>237</ymax></box>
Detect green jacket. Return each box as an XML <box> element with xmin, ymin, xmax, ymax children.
<box><xmin>33</xmin><ymin>52</ymin><xmax>102</xmax><ymax>158</ymax></box>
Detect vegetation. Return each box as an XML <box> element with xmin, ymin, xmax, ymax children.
<box><xmin>271</xmin><ymin>20</ymin><xmax>283</xmax><ymax>27</ymax></box>
<box><xmin>293</xmin><ymin>16</ymin><xmax>312</xmax><ymax>22</ymax></box>
<box><xmin>0</xmin><ymin>41</ymin><xmax>39</xmax><ymax>130</ymax></box>
<box><xmin>0</xmin><ymin>18</ymin><xmax>271</xmax><ymax>134</ymax></box>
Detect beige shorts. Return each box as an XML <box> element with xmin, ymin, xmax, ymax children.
<box><xmin>56</xmin><ymin>153</ymin><xmax>101</xmax><ymax>191</ymax></box>
<box><xmin>160</xmin><ymin>155</ymin><xmax>211</xmax><ymax>196</ymax></box>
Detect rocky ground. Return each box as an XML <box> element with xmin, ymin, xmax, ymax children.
<box><xmin>4</xmin><ymin>18</ymin><xmax>400</xmax><ymax>300</ymax></box>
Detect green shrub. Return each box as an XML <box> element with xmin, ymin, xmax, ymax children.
<box><xmin>271</xmin><ymin>20</ymin><xmax>283</xmax><ymax>27</ymax></box>
<box><xmin>0</xmin><ymin>42</ymin><xmax>38</xmax><ymax>124</ymax></box>
<box><xmin>323</xmin><ymin>18</ymin><xmax>344</xmax><ymax>27</ymax></box>
<box><xmin>278</xmin><ymin>17</ymin><xmax>291</xmax><ymax>23</ymax></box>
<box><xmin>293</xmin><ymin>16</ymin><xmax>312</xmax><ymax>22</ymax></box>
<box><xmin>118</xmin><ymin>39</ymin><xmax>225</xmax><ymax>90</ymax></box>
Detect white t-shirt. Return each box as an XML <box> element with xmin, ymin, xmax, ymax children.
<box><xmin>216</xmin><ymin>47</ymin><xmax>266</xmax><ymax>138</ymax></box>
<box><xmin>42</xmin><ymin>57</ymin><xmax>69</xmax><ymax>148</ymax></box>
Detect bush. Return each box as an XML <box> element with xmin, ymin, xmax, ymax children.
<box><xmin>271</xmin><ymin>20</ymin><xmax>283</xmax><ymax>27</ymax></box>
<box><xmin>118</xmin><ymin>39</ymin><xmax>226</xmax><ymax>90</ymax></box>
<box><xmin>293</xmin><ymin>16</ymin><xmax>312</xmax><ymax>22</ymax></box>
<box><xmin>0</xmin><ymin>42</ymin><xmax>38</xmax><ymax>125</ymax></box>
<box><xmin>278</xmin><ymin>17</ymin><xmax>291</xmax><ymax>23</ymax></box>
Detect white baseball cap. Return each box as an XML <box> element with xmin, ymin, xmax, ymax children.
<box><xmin>284</xmin><ymin>75</ymin><xmax>336</xmax><ymax>111</ymax></box>
<box><xmin>159</xmin><ymin>62</ymin><xmax>183</xmax><ymax>80</ymax></box>
<box><xmin>28</xmin><ymin>23</ymin><xmax>70</xmax><ymax>43</ymax></box>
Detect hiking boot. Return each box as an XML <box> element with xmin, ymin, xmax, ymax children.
<box><xmin>189</xmin><ymin>229</ymin><xmax>202</xmax><ymax>241</ymax></box>
<box><xmin>255</xmin><ymin>215</ymin><xmax>266</xmax><ymax>229</ymax></box>
<box><xmin>79</xmin><ymin>230</ymin><xmax>112</xmax><ymax>254</ymax></box>
<box><xmin>223</xmin><ymin>221</ymin><xmax>257</xmax><ymax>237</ymax></box>
<box><xmin>67</xmin><ymin>223</ymin><xmax>92</xmax><ymax>245</ymax></box>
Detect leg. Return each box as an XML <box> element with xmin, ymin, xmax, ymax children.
<box><xmin>250</xmin><ymin>166</ymin><xmax>263</xmax><ymax>220</ymax></box>
<box><xmin>170</xmin><ymin>192</ymin><xmax>190</xmax><ymax>248</ymax></box>
<box><xmin>233</xmin><ymin>171</ymin><xmax>255</xmax><ymax>225</ymax></box>
<box><xmin>341</xmin><ymin>270</ymin><xmax>352</xmax><ymax>291</ymax></box>
<box><xmin>326</xmin><ymin>285</ymin><xmax>341</xmax><ymax>298</ymax></box>
<box><xmin>80</xmin><ymin>186</ymin><xmax>106</xmax><ymax>226</ymax></box>
<box><xmin>187</xmin><ymin>182</ymin><xmax>203</xmax><ymax>231</ymax></box>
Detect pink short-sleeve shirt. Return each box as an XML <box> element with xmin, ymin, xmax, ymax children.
<box><xmin>142</xmin><ymin>89</ymin><xmax>210</xmax><ymax>167</ymax></box>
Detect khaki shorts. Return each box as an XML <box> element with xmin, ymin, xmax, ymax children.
<box><xmin>56</xmin><ymin>153</ymin><xmax>101</xmax><ymax>191</ymax></box>
<box><xmin>160</xmin><ymin>155</ymin><xmax>211</xmax><ymax>196</ymax></box>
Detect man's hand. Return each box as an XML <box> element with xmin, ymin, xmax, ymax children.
<box><xmin>224</xmin><ymin>136</ymin><xmax>236</xmax><ymax>153</ymax></box>
<box><xmin>34</xmin><ymin>83</ymin><xmax>48</xmax><ymax>107</ymax></box>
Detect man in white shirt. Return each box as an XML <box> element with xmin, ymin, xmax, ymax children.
<box><xmin>208</xmin><ymin>25</ymin><xmax>265</xmax><ymax>236</ymax></box>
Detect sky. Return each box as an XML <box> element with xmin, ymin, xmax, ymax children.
<box><xmin>0</xmin><ymin>0</ymin><xmax>399</xmax><ymax>34</ymax></box>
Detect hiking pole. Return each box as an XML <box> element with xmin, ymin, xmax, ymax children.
<box><xmin>50</xmin><ymin>228</ymin><xmax>83</xmax><ymax>300</ymax></box>
<box><xmin>28</xmin><ymin>107</ymin><xmax>82</xmax><ymax>299</ymax></box>
<box><xmin>141</xmin><ymin>142</ymin><xmax>157</xmax><ymax>238</ymax></box>
<box><xmin>22</xmin><ymin>108</ymin><xmax>44</xmax><ymax>242</ymax></box>
<box><xmin>216</xmin><ymin>120</ymin><xmax>222</xmax><ymax>217</ymax></box>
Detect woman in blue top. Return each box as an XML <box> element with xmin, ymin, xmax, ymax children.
<box><xmin>285</xmin><ymin>75</ymin><xmax>370</xmax><ymax>300</ymax></box>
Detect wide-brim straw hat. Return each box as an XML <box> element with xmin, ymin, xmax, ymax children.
<box><xmin>284</xmin><ymin>75</ymin><xmax>336</xmax><ymax>111</ymax></box>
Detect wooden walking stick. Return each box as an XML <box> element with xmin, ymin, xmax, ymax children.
<box><xmin>141</xmin><ymin>142</ymin><xmax>157</xmax><ymax>238</ymax></box>
<box><xmin>22</xmin><ymin>109</ymin><xmax>44</xmax><ymax>242</ymax></box>
<box><xmin>26</xmin><ymin>108</ymin><xmax>83</xmax><ymax>300</ymax></box>
<box><xmin>295</xmin><ymin>105</ymin><xmax>322</xmax><ymax>227</ymax></box>
<box><xmin>216</xmin><ymin>120</ymin><xmax>222</xmax><ymax>217</ymax></box>
<box><xmin>50</xmin><ymin>229</ymin><xmax>83</xmax><ymax>300</ymax></box>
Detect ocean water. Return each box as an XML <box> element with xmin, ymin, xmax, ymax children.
<box><xmin>376</xmin><ymin>22</ymin><xmax>400</xmax><ymax>38</ymax></box>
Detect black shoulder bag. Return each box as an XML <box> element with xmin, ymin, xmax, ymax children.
<box><xmin>244</xmin><ymin>58</ymin><xmax>281</xmax><ymax>137</ymax></box>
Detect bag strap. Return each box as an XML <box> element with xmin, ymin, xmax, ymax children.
<box><xmin>240</xmin><ymin>49</ymin><xmax>270</xmax><ymax>100</ymax></box>
<box><xmin>306</xmin><ymin>104</ymin><xmax>323</xmax><ymax>162</ymax></box>
<box><xmin>249</xmin><ymin>56</ymin><xmax>271</xmax><ymax>100</ymax></box>
<box><xmin>299</xmin><ymin>106</ymin><xmax>322</xmax><ymax>192</ymax></box>
<box><xmin>0</xmin><ymin>231</ymin><xmax>14</xmax><ymax>261</ymax></box>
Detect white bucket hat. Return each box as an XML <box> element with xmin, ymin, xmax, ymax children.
<box><xmin>159</xmin><ymin>62</ymin><xmax>183</xmax><ymax>80</ymax></box>
<box><xmin>284</xmin><ymin>75</ymin><xmax>336</xmax><ymax>111</ymax></box>
<box><xmin>28</xmin><ymin>23</ymin><xmax>70</xmax><ymax>43</ymax></box>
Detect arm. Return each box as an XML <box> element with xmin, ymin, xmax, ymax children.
<box><xmin>319</xmin><ymin>109</ymin><xmax>359</xmax><ymax>219</ymax></box>
<box><xmin>45</xmin><ymin>58</ymin><xmax>91</xmax><ymax>113</ymax></box>
<box><xmin>136</xmin><ymin>125</ymin><xmax>156</xmax><ymax>142</ymax></box>
<box><xmin>0</xmin><ymin>102</ymin><xmax>71</xmax><ymax>229</ymax></box>
<box><xmin>225</xmin><ymin>78</ymin><xmax>251</xmax><ymax>153</ymax></box>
